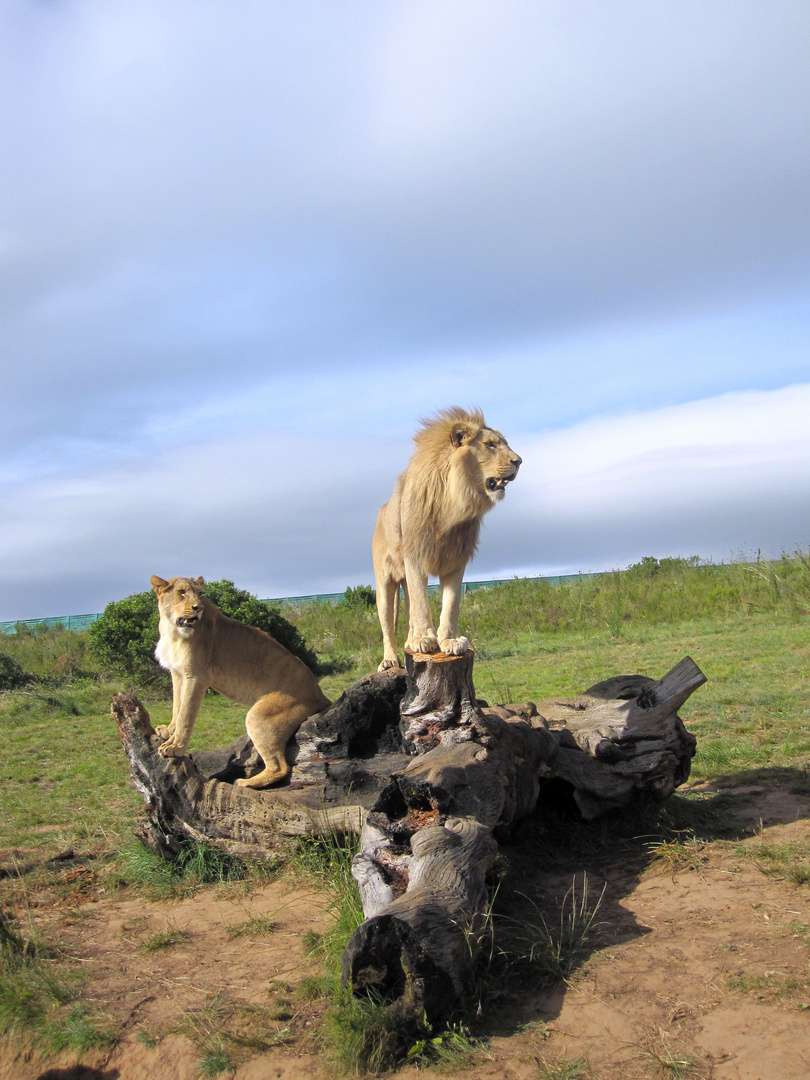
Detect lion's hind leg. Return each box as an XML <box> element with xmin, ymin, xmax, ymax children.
<box><xmin>375</xmin><ymin>574</ymin><xmax>403</xmax><ymax>672</ymax></box>
<box><xmin>236</xmin><ymin>694</ymin><xmax>309</xmax><ymax>789</ymax></box>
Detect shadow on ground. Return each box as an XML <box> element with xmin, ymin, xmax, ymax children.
<box><xmin>477</xmin><ymin>765</ymin><xmax>810</xmax><ymax>1034</ymax></box>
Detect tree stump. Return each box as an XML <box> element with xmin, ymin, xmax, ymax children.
<box><xmin>112</xmin><ymin>649</ymin><xmax>705</xmax><ymax>1023</ymax></box>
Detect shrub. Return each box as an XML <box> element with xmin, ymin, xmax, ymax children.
<box><xmin>88</xmin><ymin>590</ymin><xmax>159</xmax><ymax>681</ymax></box>
<box><xmin>0</xmin><ymin>653</ymin><xmax>29</xmax><ymax>691</ymax></box>
<box><xmin>342</xmin><ymin>584</ymin><xmax>376</xmax><ymax>610</ymax></box>
<box><xmin>88</xmin><ymin>579</ymin><xmax>318</xmax><ymax>682</ymax></box>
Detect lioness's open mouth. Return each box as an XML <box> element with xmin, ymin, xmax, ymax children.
<box><xmin>177</xmin><ymin>615</ymin><xmax>199</xmax><ymax>627</ymax></box>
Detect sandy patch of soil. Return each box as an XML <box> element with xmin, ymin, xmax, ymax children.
<box><xmin>2</xmin><ymin>789</ymin><xmax>809</xmax><ymax>1080</ymax></box>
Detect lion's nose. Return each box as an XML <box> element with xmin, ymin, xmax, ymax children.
<box><xmin>512</xmin><ymin>455</ymin><xmax>522</xmax><ymax>468</ymax></box>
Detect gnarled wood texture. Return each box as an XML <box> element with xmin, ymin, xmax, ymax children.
<box><xmin>113</xmin><ymin>650</ymin><xmax>704</xmax><ymax>1023</ymax></box>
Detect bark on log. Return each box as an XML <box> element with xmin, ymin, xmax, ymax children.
<box><xmin>341</xmin><ymin>651</ymin><xmax>704</xmax><ymax>1022</ymax></box>
<box><xmin>111</xmin><ymin>671</ymin><xmax>411</xmax><ymax>858</ymax></box>
<box><xmin>112</xmin><ymin>649</ymin><xmax>705</xmax><ymax>1023</ymax></box>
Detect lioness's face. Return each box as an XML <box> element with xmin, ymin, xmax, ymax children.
<box><xmin>464</xmin><ymin>426</ymin><xmax>522</xmax><ymax>502</ymax></box>
<box><xmin>150</xmin><ymin>576</ymin><xmax>206</xmax><ymax>632</ymax></box>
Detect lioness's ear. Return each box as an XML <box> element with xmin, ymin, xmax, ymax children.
<box><xmin>194</xmin><ymin>576</ymin><xmax>205</xmax><ymax>590</ymax></box>
<box><xmin>151</xmin><ymin>576</ymin><xmax>169</xmax><ymax>594</ymax></box>
<box><xmin>450</xmin><ymin>424</ymin><xmax>473</xmax><ymax>448</ymax></box>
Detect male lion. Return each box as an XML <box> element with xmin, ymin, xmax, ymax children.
<box><xmin>372</xmin><ymin>407</ymin><xmax>521</xmax><ymax>671</ymax></box>
<box><xmin>150</xmin><ymin>575</ymin><xmax>330</xmax><ymax>788</ymax></box>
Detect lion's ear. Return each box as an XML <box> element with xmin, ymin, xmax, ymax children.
<box><xmin>151</xmin><ymin>576</ymin><xmax>169</xmax><ymax>594</ymax></box>
<box><xmin>450</xmin><ymin>424</ymin><xmax>473</xmax><ymax>448</ymax></box>
<box><xmin>194</xmin><ymin>577</ymin><xmax>205</xmax><ymax>590</ymax></box>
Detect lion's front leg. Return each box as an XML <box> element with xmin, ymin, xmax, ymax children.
<box><xmin>437</xmin><ymin>568</ymin><xmax>469</xmax><ymax>656</ymax></box>
<box><xmin>403</xmin><ymin>560</ymin><xmax>439</xmax><ymax>654</ymax></box>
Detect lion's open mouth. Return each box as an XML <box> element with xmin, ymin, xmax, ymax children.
<box><xmin>486</xmin><ymin>476</ymin><xmax>514</xmax><ymax>492</ymax></box>
<box><xmin>177</xmin><ymin>615</ymin><xmax>199</xmax><ymax>628</ymax></box>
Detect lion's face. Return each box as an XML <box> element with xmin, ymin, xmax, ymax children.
<box><xmin>455</xmin><ymin>424</ymin><xmax>522</xmax><ymax>503</ymax></box>
<box><xmin>151</xmin><ymin>576</ymin><xmax>206</xmax><ymax>633</ymax></box>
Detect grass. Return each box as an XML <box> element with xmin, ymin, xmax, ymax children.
<box><xmin>534</xmin><ymin>1058</ymin><xmax>593</xmax><ymax>1080</ymax></box>
<box><xmin>225</xmin><ymin>914</ymin><xmax>276</xmax><ymax>939</ymax></box>
<box><xmin>141</xmin><ymin>923</ymin><xmax>190</xmax><ymax>952</ymax></box>
<box><xmin>2</xmin><ymin>553</ymin><xmax>810</xmax><ymax>1071</ymax></box>
<box><xmin>0</xmin><ymin>908</ymin><xmax>115</xmax><ymax>1054</ymax></box>
<box><xmin>507</xmin><ymin>875</ymin><xmax>606</xmax><ymax>986</ymax></box>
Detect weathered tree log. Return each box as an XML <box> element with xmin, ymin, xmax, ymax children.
<box><xmin>112</xmin><ymin>670</ymin><xmax>411</xmax><ymax>858</ymax></box>
<box><xmin>113</xmin><ymin>650</ymin><xmax>705</xmax><ymax>1022</ymax></box>
<box><xmin>341</xmin><ymin>651</ymin><xmax>704</xmax><ymax>1022</ymax></box>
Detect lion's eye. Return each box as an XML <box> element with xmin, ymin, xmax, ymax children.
<box><xmin>486</xmin><ymin>441</ymin><xmax>497</xmax><ymax>450</ymax></box>
<box><xmin>177</xmin><ymin>590</ymin><xmax>185</xmax><ymax>597</ymax></box>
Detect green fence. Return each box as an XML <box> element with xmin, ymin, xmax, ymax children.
<box><xmin>0</xmin><ymin>573</ymin><xmax>595</xmax><ymax>635</ymax></box>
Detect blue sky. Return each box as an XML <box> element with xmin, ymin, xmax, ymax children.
<box><xmin>2</xmin><ymin>1</ymin><xmax>810</xmax><ymax>620</ymax></box>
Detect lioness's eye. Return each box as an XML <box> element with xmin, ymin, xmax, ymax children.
<box><xmin>486</xmin><ymin>441</ymin><xmax>497</xmax><ymax>449</ymax></box>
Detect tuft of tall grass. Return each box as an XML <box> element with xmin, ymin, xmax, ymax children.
<box><xmin>117</xmin><ymin>837</ymin><xmax>268</xmax><ymax>899</ymax></box>
<box><xmin>288</xmin><ymin>829</ymin><xmax>364</xmax><ymax>966</ymax></box>
<box><xmin>494</xmin><ymin>874</ymin><xmax>605</xmax><ymax>989</ymax></box>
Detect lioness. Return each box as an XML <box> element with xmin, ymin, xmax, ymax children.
<box><xmin>373</xmin><ymin>407</ymin><xmax>521</xmax><ymax>671</ymax></box>
<box><xmin>150</xmin><ymin>575</ymin><xmax>330</xmax><ymax>788</ymax></box>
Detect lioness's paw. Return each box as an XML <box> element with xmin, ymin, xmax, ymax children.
<box><xmin>155</xmin><ymin>724</ymin><xmax>171</xmax><ymax>739</ymax></box>
<box><xmin>407</xmin><ymin>632</ymin><xmax>439</xmax><ymax>654</ymax></box>
<box><xmin>236</xmin><ymin>771</ymin><xmax>285</xmax><ymax>789</ymax></box>
<box><xmin>377</xmin><ymin>658</ymin><xmax>402</xmax><ymax>673</ymax></box>
<box><xmin>439</xmin><ymin>636</ymin><xmax>470</xmax><ymax>656</ymax></box>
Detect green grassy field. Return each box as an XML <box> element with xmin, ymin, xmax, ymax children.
<box><xmin>2</xmin><ymin>554</ymin><xmax>810</xmax><ymax>858</ymax></box>
<box><xmin>2</xmin><ymin>555</ymin><xmax>810</xmax><ymax>1071</ymax></box>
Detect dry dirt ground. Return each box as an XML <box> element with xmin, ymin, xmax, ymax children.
<box><xmin>2</xmin><ymin>785</ymin><xmax>809</xmax><ymax>1080</ymax></box>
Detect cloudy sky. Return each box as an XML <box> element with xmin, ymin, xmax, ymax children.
<box><xmin>2</xmin><ymin>1</ymin><xmax>810</xmax><ymax>621</ymax></box>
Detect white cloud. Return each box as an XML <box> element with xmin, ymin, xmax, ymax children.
<box><xmin>2</xmin><ymin>383</ymin><xmax>809</xmax><ymax>621</ymax></box>
<box><xmin>2</xmin><ymin>3</ymin><xmax>810</xmax><ymax>619</ymax></box>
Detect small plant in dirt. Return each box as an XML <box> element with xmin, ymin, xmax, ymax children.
<box><xmin>141</xmin><ymin>924</ymin><xmax>191</xmax><ymax>953</ymax></box>
<box><xmin>534</xmin><ymin>1057</ymin><xmax>593</xmax><ymax>1080</ymax></box>
<box><xmin>225</xmin><ymin>914</ymin><xmax>276</xmax><ymax>940</ymax></box>
<box><xmin>44</xmin><ymin>1001</ymin><xmax>117</xmax><ymax>1055</ymax></box>
<box><xmin>646</xmin><ymin>836</ymin><xmax>705</xmax><ymax>875</ymax></box>
<box><xmin>175</xmin><ymin>992</ymin><xmax>294</xmax><ymax>1076</ymax></box>
<box><xmin>406</xmin><ymin>1022</ymin><xmax>491</xmax><ymax>1071</ymax></box>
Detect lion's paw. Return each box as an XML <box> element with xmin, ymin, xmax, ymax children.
<box><xmin>407</xmin><ymin>632</ymin><xmax>439</xmax><ymax>655</ymax></box>
<box><xmin>157</xmin><ymin>740</ymin><xmax>185</xmax><ymax>758</ymax></box>
<box><xmin>439</xmin><ymin>636</ymin><xmax>470</xmax><ymax>656</ymax></box>
<box><xmin>377</xmin><ymin>658</ymin><xmax>402</xmax><ymax>673</ymax></box>
<box><xmin>155</xmin><ymin>724</ymin><xmax>171</xmax><ymax>739</ymax></box>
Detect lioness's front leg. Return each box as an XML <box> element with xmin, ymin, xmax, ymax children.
<box><xmin>157</xmin><ymin>676</ymin><xmax>206</xmax><ymax>757</ymax></box>
<box><xmin>437</xmin><ymin>567</ymin><xmax>469</xmax><ymax>656</ymax></box>
<box><xmin>403</xmin><ymin>559</ymin><xmax>439</xmax><ymax>654</ymax></box>
<box><xmin>155</xmin><ymin>671</ymin><xmax>183</xmax><ymax>739</ymax></box>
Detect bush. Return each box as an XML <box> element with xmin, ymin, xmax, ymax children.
<box><xmin>88</xmin><ymin>590</ymin><xmax>159</xmax><ymax>681</ymax></box>
<box><xmin>0</xmin><ymin>653</ymin><xmax>28</xmax><ymax>691</ymax></box>
<box><xmin>342</xmin><ymin>584</ymin><xmax>376</xmax><ymax>610</ymax></box>
<box><xmin>88</xmin><ymin>579</ymin><xmax>318</xmax><ymax>682</ymax></box>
